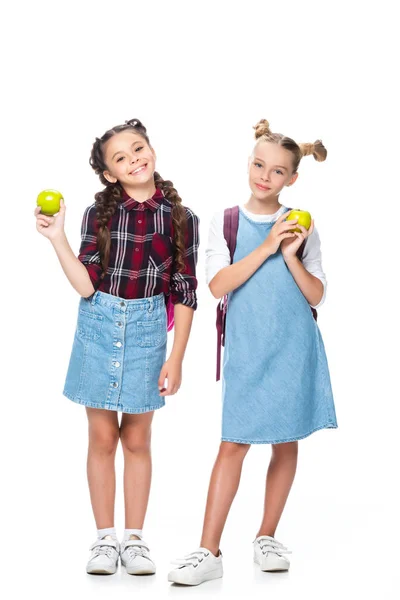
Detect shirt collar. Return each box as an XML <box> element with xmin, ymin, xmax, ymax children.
<box><xmin>121</xmin><ymin>187</ymin><xmax>164</xmax><ymax>212</ymax></box>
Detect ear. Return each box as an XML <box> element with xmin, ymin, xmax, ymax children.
<box><xmin>287</xmin><ymin>172</ymin><xmax>298</xmax><ymax>187</ymax></box>
<box><xmin>103</xmin><ymin>170</ymin><xmax>118</xmax><ymax>184</ymax></box>
<box><xmin>150</xmin><ymin>146</ymin><xmax>157</xmax><ymax>162</ymax></box>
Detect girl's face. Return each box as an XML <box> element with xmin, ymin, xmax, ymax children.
<box><xmin>248</xmin><ymin>141</ymin><xmax>298</xmax><ymax>201</ymax></box>
<box><xmin>102</xmin><ymin>130</ymin><xmax>156</xmax><ymax>187</ymax></box>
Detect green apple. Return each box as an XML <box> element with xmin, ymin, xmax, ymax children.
<box><xmin>37</xmin><ymin>189</ymin><xmax>63</xmax><ymax>216</ymax></box>
<box><xmin>285</xmin><ymin>209</ymin><xmax>312</xmax><ymax>233</ymax></box>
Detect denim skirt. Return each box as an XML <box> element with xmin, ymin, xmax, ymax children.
<box><xmin>63</xmin><ymin>291</ymin><xmax>167</xmax><ymax>413</ymax></box>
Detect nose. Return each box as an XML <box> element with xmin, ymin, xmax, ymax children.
<box><xmin>260</xmin><ymin>171</ymin><xmax>270</xmax><ymax>182</ymax></box>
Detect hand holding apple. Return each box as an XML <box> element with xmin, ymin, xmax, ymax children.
<box><xmin>263</xmin><ymin>211</ymin><xmax>299</xmax><ymax>256</ymax></box>
<box><xmin>281</xmin><ymin>216</ymin><xmax>315</xmax><ymax>261</ymax></box>
<box><xmin>34</xmin><ymin>194</ymin><xmax>66</xmax><ymax>241</ymax></box>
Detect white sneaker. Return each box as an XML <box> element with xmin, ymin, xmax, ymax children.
<box><xmin>120</xmin><ymin>539</ymin><xmax>156</xmax><ymax>575</ymax></box>
<box><xmin>253</xmin><ymin>535</ymin><xmax>291</xmax><ymax>571</ymax></box>
<box><xmin>168</xmin><ymin>548</ymin><xmax>223</xmax><ymax>586</ymax></box>
<box><xmin>86</xmin><ymin>537</ymin><xmax>120</xmax><ymax>574</ymax></box>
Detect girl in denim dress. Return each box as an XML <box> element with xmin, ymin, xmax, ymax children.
<box><xmin>35</xmin><ymin>119</ymin><xmax>199</xmax><ymax>575</ymax></box>
<box><xmin>168</xmin><ymin>119</ymin><xmax>337</xmax><ymax>586</ymax></box>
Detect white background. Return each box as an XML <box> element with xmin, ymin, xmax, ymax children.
<box><xmin>1</xmin><ymin>1</ymin><xmax>399</xmax><ymax>598</ymax></box>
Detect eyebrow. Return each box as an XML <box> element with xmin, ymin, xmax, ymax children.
<box><xmin>112</xmin><ymin>141</ymin><xmax>143</xmax><ymax>160</ymax></box>
<box><xmin>254</xmin><ymin>157</ymin><xmax>288</xmax><ymax>170</ymax></box>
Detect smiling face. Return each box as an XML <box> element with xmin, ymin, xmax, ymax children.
<box><xmin>248</xmin><ymin>141</ymin><xmax>298</xmax><ymax>201</ymax></box>
<box><xmin>102</xmin><ymin>130</ymin><xmax>156</xmax><ymax>187</ymax></box>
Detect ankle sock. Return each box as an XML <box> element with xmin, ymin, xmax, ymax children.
<box><xmin>97</xmin><ymin>527</ymin><xmax>117</xmax><ymax>540</ymax></box>
<box><xmin>124</xmin><ymin>528</ymin><xmax>143</xmax><ymax>541</ymax></box>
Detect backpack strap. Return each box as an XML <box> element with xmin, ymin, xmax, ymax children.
<box><xmin>216</xmin><ymin>206</ymin><xmax>240</xmax><ymax>381</ymax></box>
<box><xmin>216</xmin><ymin>303</ymin><xmax>224</xmax><ymax>382</ymax></box>
<box><xmin>223</xmin><ymin>205</ymin><xmax>240</xmax><ymax>261</ymax></box>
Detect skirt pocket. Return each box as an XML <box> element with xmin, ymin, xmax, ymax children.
<box><xmin>77</xmin><ymin>310</ymin><xmax>104</xmax><ymax>341</ymax></box>
<box><xmin>137</xmin><ymin>319</ymin><xmax>163</xmax><ymax>348</ymax></box>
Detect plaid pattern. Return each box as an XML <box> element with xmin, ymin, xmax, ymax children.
<box><xmin>78</xmin><ymin>188</ymin><xmax>199</xmax><ymax>309</ymax></box>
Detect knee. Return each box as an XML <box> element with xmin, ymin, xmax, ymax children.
<box><xmin>120</xmin><ymin>427</ymin><xmax>151</xmax><ymax>455</ymax></box>
<box><xmin>89</xmin><ymin>427</ymin><xmax>119</xmax><ymax>456</ymax></box>
<box><xmin>218</xmin><ymin>441</ymin><xmax>250</xmax><ymax>460</ymax></box>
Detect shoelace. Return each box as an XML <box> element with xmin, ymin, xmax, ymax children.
<box><xmin>89</xmin><ymin>538</ymin><xmax>117</xmax><ymax>559</ymax></box>
<box><xmin>92</xmin><ymin>545</ymin><xmax>115</xmax><ymax>559</ymax></box>
<box><xmin>257</xmin><ymin>537</ymin><xmax>292</xmax><ymax>556</ymax></box>
<box><xmin>124</xmin><ymin>542</ymin><xmax>150</xmax><ymax>560</ymax></box>
<box><xmin>172</xmin><ymin>550</ymin><xmax>210</xmax><ymax>569</ymax></box>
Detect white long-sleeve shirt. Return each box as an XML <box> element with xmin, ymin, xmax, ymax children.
<box><xmin>205</xmin><ymin>205</ymin><xmax>327</xmax><ymax>309</ymax></box>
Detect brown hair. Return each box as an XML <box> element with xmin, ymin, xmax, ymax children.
<box><xmin>89</xmin><ymin>119</ymin><xmax>187</xmax><ymax>277</ymax></box>
<box><xmin>253</xmin><ymin>119</ymin><xmax>327</xmax><ymax>172</ymax></box>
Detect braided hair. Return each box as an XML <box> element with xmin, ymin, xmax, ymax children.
<box><xmin>253</xmin><ymin>119</ymin><xmax>327</xmax><ymax>172</ymax></box>
<box><xmin>89</xmin><ymin>119</ymin><xmax>187</xmax><ymax>277</ymax></box>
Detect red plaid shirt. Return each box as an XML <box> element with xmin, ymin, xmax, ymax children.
<box><xmin>78</xmin><ymin>188</ymin><xmax>199</xmax><ymax>309</ymax></box>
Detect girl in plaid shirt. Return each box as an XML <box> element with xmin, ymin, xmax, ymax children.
<box><xmin>35</xmin><ymin>118</ymin><xmax>199</xmax><ymax>575</ymax></box>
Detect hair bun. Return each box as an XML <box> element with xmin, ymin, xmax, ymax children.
<box><xmin>312</xmin><ymin>140</ymin><xmax>327</xmax><ymax>162</ymax></box>
<box><xmin>253</xmin><ymin>119</ymin><xmax>271</xmax><ymax>140</ymax></box>
<box><xmin>299</xmin><ymin>140</ymin><xmax>327</xmax><ymax>162</ymax></box>
<box><xmin>125</xmin><ymin>118</ymin><xmax>146</xmax><ymax>132</ymax></box>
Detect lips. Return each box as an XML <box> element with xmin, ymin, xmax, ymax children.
<box><xmin>255</xmin><ymin>183</ymin><xmax>271</xmax><ymax>191</ymax></box>
<box><xmin>130</xmin><ymin>164</ymin><xmax>148</xmax><ymax>175</ymax></box>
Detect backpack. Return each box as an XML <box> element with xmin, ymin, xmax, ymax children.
<box><xmin>215</xmin><ymin>206</ymin><xmax>318</xmax><ymax>381</ymax></box>
<box><xmin>167</xmin><ymin>295</ymin><xmax>174</xmax><ymax>332</ymax></box>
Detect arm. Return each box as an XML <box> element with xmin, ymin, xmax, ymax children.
<box><xmin>52</xmin><ymin>234</ymin><xmax>95</xmax><ymax>297</ymax></box>
<box><xmin>207</xmin><ymin>210</ymin><xmax>299</xmax><ymax>299</ymax></box>
<box><xmin>281</xmin><ymin>220</ymin><xmax>327</xmax><ymax>308</ymax></box>
<box><xmin>35</xmin><ymin>200</ymin><xmax>95</xmax><ymax>297</ymax></box>
<box><xmin>169</xmin><ymin>304</ymin><xmax>195</xmax><ymax>362</ymax></box>
<box><xmin>158</xmin><ymin>209</ymin><xmax>199</xmax><ymax>396</ymax></box>
<box><xmin>283</xmin><ymin>256</ymin><xmax>324</xmax><ymax>307</ymax></box>
<box><xmin>158</xmin><ymin>305</ymin><xmax>195</xmax><ymax>397</ymax></box>
<box><xmin>209</xmin><ymin>244</ymin><xmax>273</xmax><ymax>299</ymax></box>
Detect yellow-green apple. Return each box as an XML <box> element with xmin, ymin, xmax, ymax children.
<box><xmin>37</xmin><ymin>189</ymin><xmax>63</xmax><ymax>216</ymax></box>
<box><xmin>285</xmin><ymin>209</ymin><xmax>312</xmax><ymax>233</ymax></box>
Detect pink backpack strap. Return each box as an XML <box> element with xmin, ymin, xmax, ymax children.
<box><xmin>166</xmin><ymin>294</ymin><xmax>175</xmax><ymax>331</ymax></box>
<box><xmin>216</xmin><ymin>206</ymin><xmax>239</xmax><ymax>381</ymax></box>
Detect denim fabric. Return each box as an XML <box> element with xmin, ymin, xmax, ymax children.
<box><xmin>63</xmin><ymin>291</ymin><xmax>167</xmax><ymax>413</ymax></box>
<box><xmin>221</xmin><ymin>209</ymin><xmax>337</xmax><ymax>444</ymax></box>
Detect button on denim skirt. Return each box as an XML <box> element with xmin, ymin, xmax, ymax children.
<box><xmin>63</xmin><ymin>291</ymin><xmax>167</xmax><ymax>413</ymax></box>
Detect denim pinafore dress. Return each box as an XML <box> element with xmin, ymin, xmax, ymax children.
<box><xmin>221</xmin><ymin>209</ymin><xmax>337</xmax><ymax>444</ymax></box>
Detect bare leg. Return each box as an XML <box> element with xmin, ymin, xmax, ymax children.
<box><xmin>200</xmin><ymin>441</ymin><xmax>251</xmax><ymax>555</ymax></box>
<box><xmin>86</xmin><ymin>407</ymin><xmax>120</xmax><ymax>529</ymax></box>
<box><xmin>256</xmin><ymin>441</ymin><xmax>298</xmax><ymax>538</ymax></box>
<box><xmin>120</xmin><ymin>411</ymin><xmax>154</xmax><ymax>530</ymax></box>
